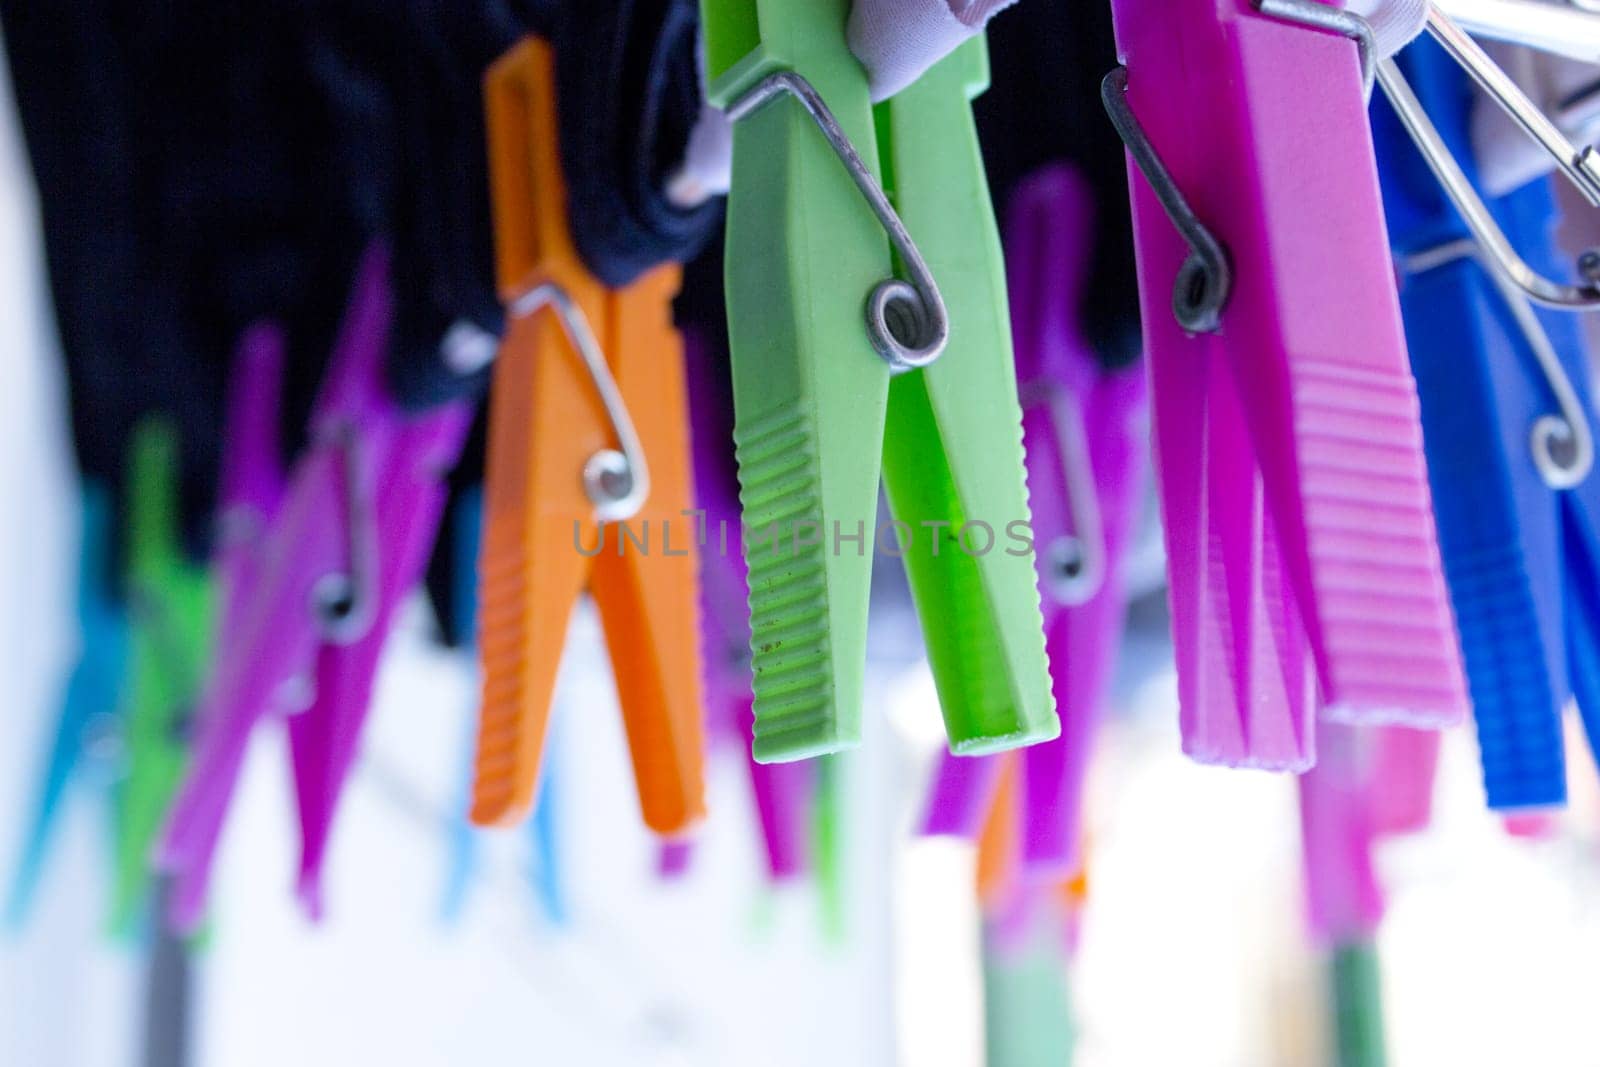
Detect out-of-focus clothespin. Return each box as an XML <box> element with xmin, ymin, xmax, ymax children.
<box><xmin>1374</xmin><ymin>34</ymin><xmax>1600</xmax><ymax>811</ymax></box>
<box><xmin>920</xmin><ymin>162</ymin><xmax>1148</xmax><ymax>890</ymax></box>
<box><xmin>1103</xmin><ymin>0</ymin><xmax>1468</xmax><ymax>768</ymax></box>
<box><xmin>471</xmin><ymin>38</ymin><xmax>706</xmax><ymax>836</ymax></box>
<box><xmin>1297</xmin><ymin>717</ymin><xmax>1439</xmax><ymax>1067</ymax></box>
<box><xmin>441</xmin><ymin>487</ymin><xmax>565</xmax><ymax>925</ymax></box>
<box><xmin>158</xmin><ymin>248</ymin><xmax>474</xmax><ymax>929</ymax></box>
<box><xmin>5</xmin><ymin>484</ymin><xmax>128</xmax><ymax>929</ymax></box>
<box><xmin>111</xmin><ymin>419</ymin><xmax>214</xmax><ymax>937</ymax></box>
<box><xmin>701</xmin><ymin>0</ymin><xmax>1056</xmax><ymax>762</ymax></box>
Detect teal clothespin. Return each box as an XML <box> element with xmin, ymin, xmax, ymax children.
<box><xmin>112</xmin><ymin>420</ymin><xmax>214</xmax><ymax>937</ymax></box>
<box><xmin>703</xmin><ymin>0</ymin><xmax>1056</xmax><ymax>762</ymax></box>
<box><xmin>5</xmin><ymin>484</ymin><xmax>129</xmax><ymax>929</ymax></box>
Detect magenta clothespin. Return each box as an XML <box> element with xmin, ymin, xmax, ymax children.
<box><xmin>1298</xmin><ymin>721</ymin><xmax>1385</xmax><ymax>946</ymax></box>
<box><xmin>1367</xmin><ymin>726</ymin><xmax>1440</xmax><ymax>836</ymax></box>
<box><xmin>1104</xmin><ymin>0</ymin><xmax>1467</xmax><ymax>751</ymax></box>
<box><xmin>920</xmin><ymin>163</ymin><xmax>1151</xmax><ymax>880</ymax></box>
<box><xmin>685</xmin><ymin>328</ymin><xmax>811</xmax><ymax>882</ymax></box>
<box><xmin>158</xmin><ymin>246</ymin><xmax>471</xmax><ymax>929</ymax></box>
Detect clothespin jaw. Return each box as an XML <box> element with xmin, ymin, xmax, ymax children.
<box><xmin>1107</xmin><ymin>0</ymin><xmax>1466</xmax><ymax>735</ymax></box>
<box><xmin>112</xmin><ymin>419</ymin><xmax>214</xmax><ymax>936</ymax></box>
<box><xmin>877</xmin><ymin>38</ymin><xmax>1057</xmax><ymax>753</ymax></box>
<box><xmin>702</xmin><ymin>0</ymin><xmax>891</xmax><ymax>761</ymax></box>
<box><xmin>5</xmin><ymin>485</ymin><xmax>129</xmax><ymax>929</ymax></box>
<box><xmin>474</xmin><ymin>38</ymin><xmax>705</xmax><ymax>835</ymax></box>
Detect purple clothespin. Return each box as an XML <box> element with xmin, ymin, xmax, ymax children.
<box><xmin>1104</xmin><ymin>0</ymin><xmax>1468</xmax><ymax>767</ymax></box>
<box><xmin>158</xmin><ymin>246</ymin><xmax>472</xmax><ymax>929</ymax></box>
<box><xmin>684</xmin><ymin>328</ymin><xmax>812</xmax><ymax>882</ymax></box>
<box><xmin>922</xmin><ymin>164</ymin><xmax>1149</xmax><ymax>883</ymax></box>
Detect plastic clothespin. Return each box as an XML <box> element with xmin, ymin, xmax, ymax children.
<box><xmin>685</xmin><ymin>326</ymin><xmax>814</xmax><ymax>882</ymax></box>
<box><xmin>5</xmin><ymin>485</ymin><xmax>128</xmax><ymax>929</ymax></box>
<box><xmin>471</xmin><ymin>37</ymin><xmax>706</xmax><ymax>835</ymax></box>
<box><xmin>1104</xmin><ymin>0</ymin><xmax>1467</xmax><ymax>758</ymax></box>
<box><xmin>111</xmin><ymin>419</ymin><xmax>214</xmax><ymax>937</ymax></box>
<box><xmin>442</xmin><ymin>486</ymin><xmax>565</xmax><ymax>925</ymax></box>
<box><xmin>702</xmin><ymin>0</ymin><xmax>1057</xmax><ymax>762</ymax></box>
<box><xmin>158</xmin><ymin>248</ymin><xmax>473</xmax><ymax>930</ymax></box>
<box><xmin>1296</xmin><ymin>716</ymin><xmax>1442</xmax><ymax>1067</ymax></box>
<box><xmin>920</xmin><ymin>161</ymin><xmax>1149</xmax><ymax>882</ymax></box>
<box><xmin>1373</xmin><ymin>37</ymin><xmax>1600</xmax><ymax>811</ymax></box>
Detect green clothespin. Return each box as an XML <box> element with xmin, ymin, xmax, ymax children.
<box><xmin>981</xmin><ymin>917</ymin><xmax>1077</xmax><ymax>1067</ymax></box>
<box><xmin>1330</xmin><ymin>941</ymin><xmax>1387</xmax><ymax>1067</ymax></box>
<box><xmin>703</xmin><ymin>0</ymin><xmax>1056</xmax><ymax>762</ymax></box>
<box><xmin>112</xmin><ymin>420</ymin><xmax>214</xmax><ymax>937</ymax></box>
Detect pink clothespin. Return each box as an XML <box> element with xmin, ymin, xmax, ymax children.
<box><xmin>921</xmin><ymin>163</ymin><xmax>1149</xmax><ymax>883</ymax></box>
<box><xmin>1299</xmin><ymin>722</ymin><xmax>1385</xmax><ymax>947</ymax></box>
<box><xmin>684</xmin><ymin>328</ymin><xmax>813</xmax><ymax>882</ymax></box>
<box><xmin>1103</xmin><ymin>0</ymin><xmax>1468</xmax><ymax>765</ymax></box>
<box><xmin>158</xmin><ymin>246</ymin><xmax>473</xmax><ymax>929</ymax></box>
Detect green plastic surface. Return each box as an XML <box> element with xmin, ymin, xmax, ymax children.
<box><xmin>707</xmin><ymin>0</ymin><xmax>891</xmax><ymax>762</ymax></box>
<box><xmin>1331</xmin><ymin>941</ymin><xmax>1387</xmax><ymax>1067</ymax></box>
<box><xmin>879</xmin><ymin>40</ymin><xmax>1056</xmax><ymax>752</ymax></box>
<box><xmin>112</xmin><ymin>420</ymin><xmax>214</xmax><ymax>936</ymax></box>
<box><xmin>982</xmin><ymin>919</ymin><xmax>1076</xmax><ymax>1067</ymax></box>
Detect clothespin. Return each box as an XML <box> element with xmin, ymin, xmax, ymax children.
<box><xmin>1372</xmin><ymin>36</ymin><xmax>1600</xmax><ymax>811</ymax></box>
<box><xmin>5</xmin><ymin>484</ymin><xmax>128</xmax><ymax>929</ymax></box>
<box><xmin>1103</xmin><ymin>0</ymin><xmax>1467</xmax><ymax>762</ymax></box>
<box><xmin>471</xmin><ymin>37</ymin><xmax>706</xmax><ymax>834</ymax></box>
<box><xmin>701</xmin><ymin>1</ymin><xmax>1057</xmax><ymax>761</ymax></box>
<box><xmin>111</xmin><ymin>419</ymin><xmax>214</xmax><ymax>937</ymax></box>
<box><xmin>685</xmin><ymin>326</ymin><xmax>815</xmax><ymax>882</ymax></box>
<box><xmin>920</xmin><ymin>161</ymin><xmax>1148</xmax><ymax>885</ymax></box>
<box><xmin>441</xmin><ymin>487</ymin><xmax>565</xmax><ymax>925</ymax></box>
<box><xmin>158</xmin><ymin>248</ymin><xmax>474</xmax><ymax>930</ymax></box>
<box><xmin>1296</xmin><ymin>716</ymin><xmax>1443</xmax><ymax>1067</ymax></box>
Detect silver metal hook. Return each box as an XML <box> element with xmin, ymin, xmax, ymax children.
<box><xmin>312</xmin><ymin>424</ymin><xmax>381</xmax><ymax>645</ymax></box>
<box><xmin>1425</xmin><ymin>6</ymin><xmax>1600</xmax><ymax>206</ymax></box>
<box><xmin>1398</xmin><ymin>237</ymin><xmax>1597</xmax><ymax>487</ymax></box>
<box><xmin>1019</xmin><ymin>382</ymin><xmax>1107</xmax><ymax>605</ymax></box>
<box><xmin>1253</xmin><ymin>0</ymin><xmax>1377</xmax><ymax>99</ymax></box>
<box><xmin>725</xmin><ymin>71</ymin><xmax>949</xmax><ymax>371</ymax></box>
<box><xmin>509</xmin><ymin>281</ymin><xmax>651</xmax><ymax>522</ymax></box>
<box><xmin>1377</xmin><ymin>58</ymin><xmax>1600</xmax><ymax>309</ymax></box>
<box><xmin>1435</xmin><ymin>0</ymin><xmax>1600</xmax><ymax>63</ymax></box>
<box><xmin>1100</xmin><ymin>67</ymin><xmax>1233</xmax><ymax>334</ymax></box>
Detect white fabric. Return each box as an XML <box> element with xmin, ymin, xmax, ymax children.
<box><xmin>847</xmin><ymin>0</ymin><xmax>1019</xmax><ymax>102</ymax></box>
<box><xmin>667</xmin><ymin>33</ymin><xmax>733</xmax><ymax>206</ymax></box>
<box><xmin>1349</xmin><ymin>0</ymin><xmax>1428</xmax><ymax>59</ymax></box>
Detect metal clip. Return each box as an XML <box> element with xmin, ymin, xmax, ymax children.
<box><xmin>1253</xmin><ymin>0</ymin><xmax>1377</xmax><ymax>98</ymax></box>
<box><xmin>509</xmin><ymin>281</ymin><xmax>651</xmax><ymax>522</ymax></box>
<box><xmin>312</xmin><ymin>424</ymin><xmax>381</xmax><ymax>645</ymax></box>
<box><xmin>1101</xmin><ymin>67</ymin><xmax>1233</xmax><ymax>334</ymax></box>
<box><xmin>1378</xmin><ymin>58</ymin><xmax>1600</xmax><ymax>309</ymax></box>
<box><xmin>1435</xmin><ymin>0</ymin><xmax>1600</xmax><ymax>63</ymax></box>
<box><xmin>1426</xmin><ymin>6</ymin><xmax>1600</xmax><ymax>206</ymax></box>
<box><xmin>1400</xmin><ymin>237</ymin><xmax>1596</xmax><ymax>487</ymax></box>
<box><xmin>1020</xmin><ymin>382</ymin><xmax>1107</xmax><ymax>605</ymax></box>
<box><xmin>725</xmin><ymin>71</ymin><xmax>949</xmax><ymax>371</ymax></box>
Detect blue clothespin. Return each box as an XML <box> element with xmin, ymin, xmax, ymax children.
<box><xmin>6</xmin><ymin>485</ymin><xmax>130</xmax><ymax>928</ymax></box>
<box><xmin>1374</xmin><ymin>38</ymin><xmax>1600</xmax><ymax>810</ymax></box>
<box><xmin>441</xmin><ymin>487</ymin><xmax>565</xmax><ymax>925</ymax></box>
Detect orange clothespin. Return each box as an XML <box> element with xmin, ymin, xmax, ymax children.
<box><xmin>472</xmin><ymin>37</ymin><xmax>706</xmax><ymax>835</ymax></box>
